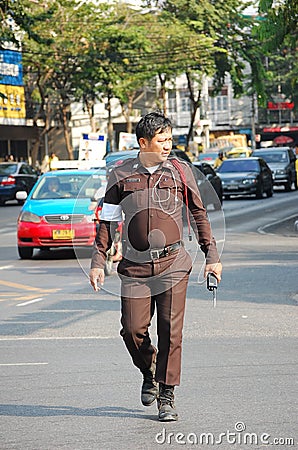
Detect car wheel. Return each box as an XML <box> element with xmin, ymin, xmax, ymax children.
<box><xmin>266</xmin><ymin>185</ymin><xmax>273</xmax><ymax>198</ymax></box>
<box><xmin>0</xmin><ymin>199</ymin><xmax>5</xmax><ymax>206</ymax></box>
<box><xmin>284</xmin><ymin>178</ymin><xmax>292</xmax><ymax>191</ymax></box>
<box><xmin>18</xmin><ymin>247</ymin><xmax>34</xmax><ymax>259</ymax></box>
<box><xmin>255</xmin><ymin>183</ymin><xmax>264</xmax><ymax>199</ymax></box>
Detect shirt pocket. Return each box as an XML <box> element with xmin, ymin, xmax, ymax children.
<box><xmin>154</xmin><ymin>177</ymin><xmax>178</xmax><ymax>216</ymax></box>
<box><xmin>122</xmin><ymin>180</ymin><xmax>146</xmax><ymax>211</ymax></box>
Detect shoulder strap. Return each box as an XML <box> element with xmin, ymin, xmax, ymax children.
<box><xmin>170</xmin><ymin>158</ymin><xmax>192</xmax><ymax>241</ymax></box>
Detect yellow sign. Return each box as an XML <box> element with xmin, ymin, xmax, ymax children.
<box><xmin>0</xmin><ymin>84</ymin><xmax>26</xmax><ymax>118</ymax></box>
<box><xmin>52</xmin><ymin>229</ymin><xmax>75</xmax><ymax>240</ymax></box>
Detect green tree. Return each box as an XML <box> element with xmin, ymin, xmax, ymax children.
<box><xmin>256</xmin><ymin>0</ymin><xmax>298</xmax><ymax>117</ymax></box>
<box><xmin>258</xmin><ymin>0</ymin><xmax>298</xmax><ymax>51</ymax></box>
<box><xmin>21</xmin><ymin>0</ymin><xmax>112</xmax><ymax>162</ymax></box>
<box><xmin>74</xmin><ymin>4</ymin><xmax>153</xmax><ymax>149</ymax></box>
<box><xmin>144</xmin><ymin>0</ymin><xmax>266</xmax><ymax>146</ymax></box>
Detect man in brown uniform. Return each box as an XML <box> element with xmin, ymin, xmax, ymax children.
<box><xmin>89</xmin><ymin>111</ymin><xmax>222</xmax><ymax>422</ymax></box>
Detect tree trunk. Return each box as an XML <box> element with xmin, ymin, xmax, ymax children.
<box><xmin>158</xmin><ymin>74</ymin><xmax>167</xmax><ymax>116</ymax></box>
<box><xmin>61</xmin><ymin>103</ymin><xmax>74</xmax><ymax>160</ymax></box>
<box><xmin>107</xmin><ymin>96</ymin><xmax>114</xmax><ymax>152</ymax></box>
<box><xmin>121</xmin><ymin>94</ymin><xmax>134</xmax><ymax>134</ymax></box>
<box><xmin>186</xmin><ymin>72</ymin><xmax>202</xmax><ymax>147</ymax></box>
<box><xmin>30</xmin><ymin>127</ymin><xmax>41</xmax><ymax>167</ymax></box>
<box><xmin>84</xmin><ymin>98</ymin><xmax>97</xmax><ymax>133</ymax></box>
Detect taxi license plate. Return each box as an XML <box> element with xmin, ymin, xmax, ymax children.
<box><xmin>52</xmin><ymin>229</ymin><xmax>75</xmax><ymax>240</ymax></box>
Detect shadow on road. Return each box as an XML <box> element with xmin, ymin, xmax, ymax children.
<box><xmin>0</xmin><ymin>403</ymin><xmax>157</xmax><ymax>420</ymax></box>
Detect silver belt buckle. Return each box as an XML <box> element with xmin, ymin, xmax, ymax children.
<box><xmin>150</xmin><ymin>249</ymin><xmax>160</xmax><ymax>260</ymax></box>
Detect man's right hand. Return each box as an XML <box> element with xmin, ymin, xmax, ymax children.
<box><xmin>89</xmin><ymin>268</ymin><xmax>105</xmax><ymax>291</ymax></box>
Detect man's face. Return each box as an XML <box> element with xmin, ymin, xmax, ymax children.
<box><xmin>49</xmin><ymin>179</ymin><xmax>59</xmax><ymax>191</ymax></box>
<box><xmin>139</xmin><ymin>128</ymin><xmax>172</xmax><ymax>165</ymax></box>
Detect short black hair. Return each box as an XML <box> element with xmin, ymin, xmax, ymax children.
<box><xmin>136</xmin><ymin>111</ymin><xmax>172</xmax><ymax>144</ymax></box>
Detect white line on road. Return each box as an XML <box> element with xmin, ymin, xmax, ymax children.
<box><xmin>17</xmin><ymin>297</ymin><xmax>44</xmax><ymax>307</ymax></box>
<box><xmin>0</xmin><ymin>336</ymin><xmax>117</xmax><ymax>341</ymax></box>
<box><xmin>258</xmin><ymin>213</ymin><xmax>298</xmax><ymax>234</ymax></box>
<box><xmin>0</xmin><ymin>362</ymin><xmax>48</xmax><ymax>366</ymax></box>
<box><xmin>0</xmin><ymin>265</ymin><xmax>14</xmax><ymax>270</ymax></box>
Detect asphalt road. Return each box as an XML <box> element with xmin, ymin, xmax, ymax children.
<box><xmin>0</xmin><ymin>190</ymin><xmax>297</xmax><ymax>450</ymax></box>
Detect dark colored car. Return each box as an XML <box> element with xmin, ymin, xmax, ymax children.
<box><xmin>192</xmin><ymin>161</ymin><xmax>223</xmax><ymax>210</ymax></box>
<box><xmin>251</xmin><ymin>147</ymin><xmax>297</xmax><ymax>191</ymax></box>
<box><xmin>171</xmin><ymin>148</ymin><xmax>192</xmax><ymax>164</ymax></box>
<box><xmin>216</xmin><ymin>157</ymin><xmax>273</xmax><ymax>199</ymax></box>
<box><xmin>0</xmin><ymin>162</ymin><xmax>39</xmax><ymax>205</ymax></box>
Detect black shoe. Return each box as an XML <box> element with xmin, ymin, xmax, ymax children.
<box><xmin>158</xmin><ymin>384</ymin><xmax>178</xmax><ymax>422</ymax></box>
<box><xmin>141</xmin><ymin>359</ymin><xmax>158</xmax><ymax>406</ymax></box>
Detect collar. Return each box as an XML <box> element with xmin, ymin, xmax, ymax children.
<box><xmin>133</xmin><ymin>156</ymin><xmax>175</xmax><ymax>173</ymax></box>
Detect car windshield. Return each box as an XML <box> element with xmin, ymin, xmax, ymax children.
<box><xmin>217</xmin><ymin>159</ymin><xmax>259</xmax><ymax>173</ymax></box>
<box><xmin>254</xmin><ymin>151</ymin><xmax>288</xmax><ymax>163</ymax></box>
<box><xmin>0</xmin><ymin>163</ymin><xmax>18</xmax><ymax>174</ymax></box>
<box><xmin>32</xmin><ymin>173</ymin><xmax>103</xmax><ymax>200</ymax></box>
<box><xmin>227</xmin><ymin>151</ymin><xmax>248</xmax><ymax>158</ymax></box>
<box><xmin>105</xmin><ymin>150</ymin><xmax>139</xmax><ymax>166</ymax></box>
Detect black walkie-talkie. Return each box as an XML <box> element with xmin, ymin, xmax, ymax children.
<box><xmin>207</xmin><ymin>273</ymin><xmax>218</xmax><ymax>308</ymax></box>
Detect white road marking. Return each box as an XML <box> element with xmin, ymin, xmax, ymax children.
<box><xmin>0</xmin><ymin>265</ymin><xmax>14</xmax><ymax>270</ymax></box>
<box><xmin>17</xmin><ymin>297</ymin><xmax>44</xmax><ymax>307</ymax></box>
<box><xmin>0</xmin><ymin>336</ymin><xmax>117</xmax><ymax>341</ymax></box>
<box><xmin>0</xmin><ymin>362</ymin><xmax>48</xmax><ymax>366</ymax></box>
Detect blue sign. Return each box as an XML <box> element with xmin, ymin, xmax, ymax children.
<box><xmin>82</xmin><ymin>133</ymin><xmax>105</xmax><ymax>141</ymax></box>
<box><xmin>0</xmin><ymin>50</ymin><xmax>23</xmax><ymax>86</ymax></box>
<box><xmin>178</xmin><ymin>135</ymin><xmax>187</xmax><ymax>145</ymax></box>
<box><xmin>239</xmin><ymin>128</ymin><xmax>252</xmax><ymax>135</ymax></box>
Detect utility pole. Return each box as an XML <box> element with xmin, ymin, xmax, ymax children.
<box><xmin>251</xmin><ymin>93</ymin><xmax>256</xmax><ymax>150</ymax></box>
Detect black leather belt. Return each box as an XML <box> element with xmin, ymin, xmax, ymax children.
<box><xmin>149</xmin><ymin>241</ymin><xmax>182</xmax><ymax>260</ymax></box>
<box><xmin>125</xmin><ymin>241</ymin><xmax>183</xmax><ymax>262</ymax></box>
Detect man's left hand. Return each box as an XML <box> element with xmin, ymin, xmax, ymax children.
<box><xmin>204</xmin><ymin>262</ymin><xmax>222</xmax><ymax>283</ymax></box>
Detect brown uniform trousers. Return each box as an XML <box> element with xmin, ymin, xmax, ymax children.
<box><xmin>118</xmin><ymin>245</ymin><xmax>192</xmax><ymax>386</ymax></box>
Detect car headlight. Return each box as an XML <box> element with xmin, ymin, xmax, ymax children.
<box><xmin>18</xmin><ymin>211</ymin><xmax>41</xmax><ymax>223</ymax></box>
<box><xmin>242</xmin><ymin>177</ymin><xmax>257</xmax><ymax>185</ymax></box>
<box><xmin>276</xmin><ymin>169</ymin><xmax>286</xmax><ymax>175</ymax></box>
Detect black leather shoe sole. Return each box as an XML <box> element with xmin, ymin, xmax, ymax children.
<box><xmin>158</xmin><ymin>411</ymin><xmax>178</xmax><ymax>421</ymax></box>
<box><xmin>158</xmin><ymin>402</ymin><xmax>178</xmax><ymax>421</ymax></box>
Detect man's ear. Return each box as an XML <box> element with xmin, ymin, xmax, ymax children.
<box><xmin>139</xmin><ymin>137</ymin><xmax>147</xmax><ymax>149</ymax></box>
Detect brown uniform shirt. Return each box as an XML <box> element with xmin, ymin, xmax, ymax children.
<box><xmin>91</xmin><ymin>156</ymin><xmax>220</xmax><ymax>268</ymax></box>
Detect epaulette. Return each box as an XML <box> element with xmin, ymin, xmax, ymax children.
<box><xmin>111</xmin><ymin>155</ymin><xmax>140</xmax><ymax>171</ymax></box>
